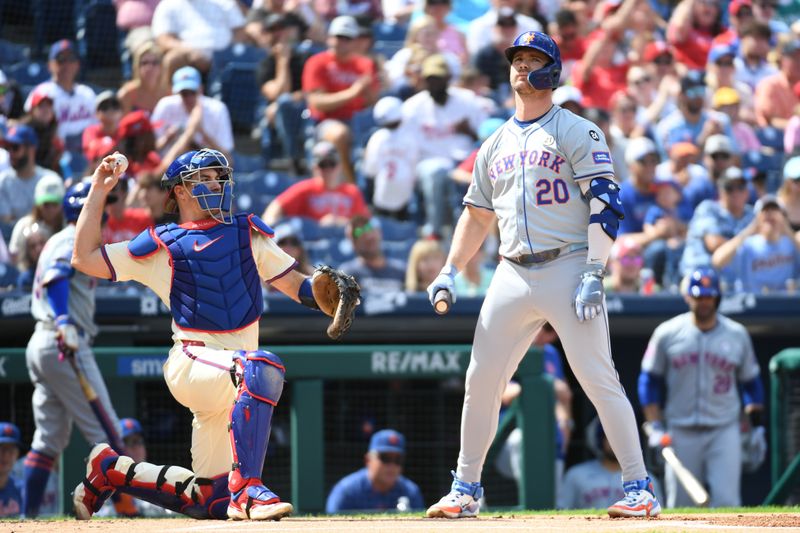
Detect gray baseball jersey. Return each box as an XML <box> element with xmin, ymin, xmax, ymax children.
<box><xmin>31</xmin><ymin>224</ymin><xmax>98</xmax><ymax>337</ymax></box>
<box><xmin>453</xmin><ymin>105</ymin><xmax>649</xmax><ymax>488</ymax></box>
<box><xmin>641</xmin><ymin>312</ymin><xmax>760</xmax><ymax>427</ymax></box>
<box><xmin>464</xmin><ymin>106</ymin><xmax>613</xmax><ymax>256</ymax></box>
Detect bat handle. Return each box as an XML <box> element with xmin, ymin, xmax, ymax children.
<box><xmin>434</xmin><ymin>289</ymin><xmax>452</xmax><ymax>315</ymax></box>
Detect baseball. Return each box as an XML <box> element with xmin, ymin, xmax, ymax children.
<box><xmin>112</xmin><ymin>153</ymin><xmax>128</xmax><ymax>174</ymax></box>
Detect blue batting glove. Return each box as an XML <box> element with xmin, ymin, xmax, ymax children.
<box><xmin>427</xmin><ymin>265</ymin><xmax>458</xmax><ymax>307</ymax></box>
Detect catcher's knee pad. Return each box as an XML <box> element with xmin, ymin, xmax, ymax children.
<box><xmin>107</xmin><ymin>457</ymin><xmax>229</xmax><ymax>519</ymax></box>
<box><xmin>230</xmin><ymin>351</ymin><xmax>285</xmax><ymax>480</ymax></box>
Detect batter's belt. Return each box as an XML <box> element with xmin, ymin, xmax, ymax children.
<box><xmin>504</xmin><ymin>242</ymin><xmax>588</xmax><ymax>267</ymax></box>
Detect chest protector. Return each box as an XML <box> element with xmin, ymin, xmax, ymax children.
<box><xmin>128</xmin><ymin>213</ymin><xmax>269</xmax><ymax>332</ymax></box>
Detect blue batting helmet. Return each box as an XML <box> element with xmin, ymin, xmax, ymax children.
<box><xmin>63</xmin><ymin>179</ymin><xmax>92</xmax><ymax>223</ymax></box>
<box><xmin>504</xmin><ymin>31</ymin><xmax>562</xmax><ymax>90</ymax></box>
<box><xmin>685</xmin><ymin>267</ymin><xmax>721</xmax><ymax>298</ymax></box>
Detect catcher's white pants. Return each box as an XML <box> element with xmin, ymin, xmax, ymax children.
<box><xmin>665</xmin><ymin>423</ymin><xmax>741</xmax><ymax>508</ymax></box>
<box><xmin>456</xmin><ymin>251</ymin><xmax>648</xmax><ymax>484</ymax></box>
<box><xmin>163</xmin><ymin>343</ymin><xmax>238</xmax><ymax>478</ymax></box>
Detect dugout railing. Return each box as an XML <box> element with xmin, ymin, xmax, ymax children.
<box><xmin>0</xmin><ymin>345</ymin><xmax>554</xmax><ymax>515</ymax></box>
<box><xmin>765</xmin><ymin>348</ymin><xmax>800</xmax><ymax>505</ymax></box>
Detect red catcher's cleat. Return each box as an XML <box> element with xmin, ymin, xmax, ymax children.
<box><xmin>73</xmin><ymin>443</ymin><xmax>118</xmax><ymax>520</ymax></box>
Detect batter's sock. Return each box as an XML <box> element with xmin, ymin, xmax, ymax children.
<box><xmin>22</xmin><ymin>450</ymin><xmax>54</xmax><ymax>518</ymax></box>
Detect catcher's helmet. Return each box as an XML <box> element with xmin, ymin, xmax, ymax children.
<box><xmin>162</xmin><ymin>149</ymin><xmax>234</xmax><ymax>223</ymax></box>
<box><xmin>504</xmin><ymin>31</ymin><xmax>562</xmax><ymax>90</ymax></box>
<box><xmin>63</xmin><ymin>179</ymin><xmax>92</xmax><ymax>223</ymax></box>
<box><xmin>685</xmin><ymin>267</ymin><xmax>721</xmax><ymax>298</ymax></box>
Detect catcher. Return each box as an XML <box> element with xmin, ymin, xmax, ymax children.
<box><xmin>70</xmin><ymin>149</ymin><xmax>360</xmax><ymax>521</ymax></box>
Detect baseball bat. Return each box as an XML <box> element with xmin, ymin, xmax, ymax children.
<box><xmin>434</xmin><ymin>289</ymin><xmax>452</xmax><ymax>315</ymax></box>
<box><xmin>62</xmin><ymin>345</ymin><xmax>127</xmax><ymax>455</ymax></box>
<box><xmin>643</xmin><ymin>422</ymin><xmax>709</xmax><ymax>507</ymax></box>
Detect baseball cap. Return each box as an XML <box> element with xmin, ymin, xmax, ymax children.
<box><xmin>172</xmin><ymin>66</ymin><xmax>202</xmax><ymax>93</ymax></box>
<box><xmin>373</xmin><ymin>96</ymin><xmax>403</xmax><ymax>126</ymax></box>
<box><xmin>368</xmin><ymin>429</ymin><xmax>405</xmax><ymax>454</ymax></box>
<box><xmin>680</xmin><ymin>70</ymin><xmax>706</xmax><ymax>92</ymax></box>
<box><xmin>29</xmin><ymin>86</ymin><xmax>54</xmax><ymax>109</ymax></box>
<box><xmin>4</xmin><ymin>124</ymin><xmax>38</xmax><ymax>146</ymax></box>
<box><xmin>496</xmin><ymin>6</ymin><xmax>517</xmax><ymax>27</ymax></box>
<box><xmin>49</xmin><ymin>39</ymin><xmax>77</xmax><ymax>61</ymax></box>
<box><xmin>754</xmin><ymin>193</ymin><xmax>783</xmax><ymax>215</ymax></box>
<box><xmin>0</xmin><ymin>422</ymin><xmax>22</xmax><ymax>449</ymax></box>
<box><xmin>421</xmin><ymin>54</ymin><xmax>450</xmax><ymax>78</ymax></box>
<box><xmin>119</xmin><ymin>418</ymin><xmax>143</xmax><ymax>439</ymax></box>
<box><xmin>328</xmin><ymin>15</ymin><xmax>360</xmax><ymax>38</ymax></box>
<box><xmin>782</xmin><ymin>40</ymin><xmax>800</xmax><ymax>56</ymax></box>
<box><xmin>728</xmin><ymin>0</ymin><xmax>753</xmax><ymax>16</ymax></box>
<box><xmin>311</xmin><ymin>141</ymin><xmax>339</xmax><ymax>165</ymax></box>
<box><xmin>643</xmin><ymin>41</ymin><xmax>672</xmax><ymax>63</ymax></box>
<box><xmin>704</xmin><ymin>134</ymin><xmax>734</xmax><ymax>155</ymax></box>
<box><xmin>669</xmin><ymin>142</ymin><xmax>699</xmax><ymax>159</ymax></box>
<box><xmin>712</xmin><ymin>87</ymin><xmax>740</xmax><ymax>108</ymax></box>
<box><xmin>611</xmin><ymin>236</ymin><xmax>642</xmax><ymax>260</ymax></box>
<box><xmin>783</xmin><ymin>156</ymin><xmax>800</xmax><ymax>181</ymax></box>
<box><xmin>35</xmin><ymin>174</ymin><xmax>65</xmax><ymax>205</ymax></box>
<box><xmin>652</xmin><ymin>175</ymin><xmax>682</xmax><ymax>194</ymax></box>
<box><xmin>552</xmin><ymin>85</ymin><xmax>583</xmax><ymax>107</ymax></box>
<box><xmin>95</xmin><ymin>90</ymin><xmax>121</xmax><ymax>111</ymax></box>
<box><xmin>718</xmin><ymin>166</ymin><xmax>748</xmax><ymax>185</ymax></box>
<box><xmin>624</xmin><ymin>136</ymin><xmax>657</xmax><ymax>165</ymax></box>
<box><xmin>118</xmin><ymin>110</ymin><xmax>154</xmax><ymax>138</ymax></box>
<box><xmin>708</xmin><ymin>44</ymin><xmax>736</xmax><ymax>64</ymax></box>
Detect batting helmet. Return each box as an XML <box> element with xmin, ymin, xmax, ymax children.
<box><xmin>504</xmin><ymin>31</ymin><xmax>562</xmax><ymax>90</ymax></box>
<box><xmin>63</xmin><ymin>179</ymin><xmax>92</xmax><ymax>223</ymax></box>
<box><xmin>685</xmin><ymin>267</ymin><xmax>721</xmax><ymax>298</ymax></box>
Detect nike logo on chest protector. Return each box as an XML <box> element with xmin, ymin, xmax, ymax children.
<box><xmin>193</xmin><ymin>236</ymin><xmax>223</xmax><ymax>252</ymax></box>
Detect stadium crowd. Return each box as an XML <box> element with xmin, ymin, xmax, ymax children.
<box><xmin>0</xmin><ymin>0</ymin><xmax>799</xmax><ymax>296</ymax></box>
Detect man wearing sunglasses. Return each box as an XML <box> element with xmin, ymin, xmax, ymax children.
<box><xmin>680</xmin><ymin>166</ymin><xmax>754</xmax><ymax>284</ymax></box>
<box><xmin>326</xmin><ymin>429</ymin><xmax>423</xmax><ymax>514</ymax></box>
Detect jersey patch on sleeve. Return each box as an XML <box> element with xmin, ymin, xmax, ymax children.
<box><xmin>592</xmin><ymin>151</ymin><xmax>612</xmax><ymax>164</ymax></box>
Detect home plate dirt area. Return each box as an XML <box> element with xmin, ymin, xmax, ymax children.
<box><xmin>3</xmin><ymin>513</ymin><xmax>800</xmax><ymax>533</ymax></box>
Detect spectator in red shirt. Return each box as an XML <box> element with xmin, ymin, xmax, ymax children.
<box><xmin>712</xmin><ymin>0</ymin><xmax>755</xmax><ymax>48</ymax></box>
<box><xmin>302</xmin><ymin>15</ymin><xmax>379</xmax><ymax>184</ymax></box>
<box><xmin>667</xmin><ymin>0</ymin><xmax>725</xmax><ymax>70</ymax></box>
<box><xmin>81</xmin><ymin>91</ymin><xmax>122</xmax><ymax>162</ymax></box>
<box><xmin>102</xmin><ymin>175</ymin><xmax>154</xmax><ymax>243</ymax></box>
<box><xmin>117</xmin><ymin>110</ymin><xmax>162</xmax><ymax>179</ymax></box>
<box><xmin>263</xmin><ymin>140</ymin><xmax>370</xmax><ymax>226</ymax></box>
<box><xmin>18</xmin><ymin>87</ymin><xmax>63</xmax><ymax>173</ymax></box>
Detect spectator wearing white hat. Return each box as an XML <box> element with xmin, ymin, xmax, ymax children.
<box><xmin>702</xmin><ymin>134</ymin><xmax>738</xmax><ymax>188</ymax></box>
<box><xmin>618</xmin><ymin>137</ymin><xmax>659</xmax><ymax>244</ymax></box>
<box><xmin>466</xmin><ymin>0</ymin><xmax>542</xmax><ymax>56</ymax></box>
<box><xmin>8</xmin><ymin>174</ymin><xmax>64</xmax><ymax>266</ymax></box>
<box><xmin>552</xmin><ymin>85</ymin><xmax>583</xmax><ymax>116</ymax></box>
<box><xmin>778</xmin><ymin>156</ymin><xmax>800</xmax><ymax>233</ymax></box>
<box><xmin>151</xmin><ymin>66</ymin><xmax>234</xmax><ymax>157</ymax></box>
<box><xmin>362</xmin><ymin>96</ymin><xmax>420</xmax><ymax>220</ymax></box>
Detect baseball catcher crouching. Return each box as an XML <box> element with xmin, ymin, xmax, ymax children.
<box><xmin>69</xmin><ymin>149</ymin><xmax>360</xmax><ymax>520</ymax></box>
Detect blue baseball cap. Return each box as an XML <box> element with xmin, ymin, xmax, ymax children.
<box><xmin>0</xmin><ymin>422</ymin><xmax>22</xmax><ymax>448</ymax></box>
<box><xmin>708</xmin><ymin>44</ymin><xmax>736</xmax><ymax>65</ymax></box>
<box><xmin>369</xmin><ymin>429</ymin><xmax>405</xmax><ymax>454</ymax></box>
<box><xmin>172</xmin><ymin>66</ymin><xmax>202</xmax><ymax>93</ymax></box>
<box><xmin>119</xmin><ymin>418</ymin><xmax>143</xmax><ymax>439</ymax></box>
<box><xmin>4</xmin><ymin>124</ymin><xmax>38</xmax><ymax>146</ymax></box>
<box><xmin>49</xmin><ymin>39</ymin><xmax>77</xmax><ymax>61</ymax></box>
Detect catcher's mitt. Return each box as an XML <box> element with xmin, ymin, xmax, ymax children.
<box><xmin>311</xmin><ymin>265</ymin><xmax>361</xmax><ymax>340</ymax></box>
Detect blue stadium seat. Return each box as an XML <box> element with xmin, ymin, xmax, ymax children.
<box><xmin>372</xmin><ymin>40</ymin><xmax>404</xmax><ymax>61</ymax></box>
<box><xmin>233</xmin><ymin>151</ymin><xmax>266</xmax><ymax>173</ymax></box>
<box><xmin>383</xmin><ymin>239</ymin><xmax>414</xmax><ymax>263</ymax></box>
<box><xmin>0</xmin><ymin>40</ymin><xmax>30</xmax><ymax>67</ymax></box>
<box><xmin>6</xmin><ymin>61</ymin><xmax>49</xmax><ymax>87</ymax></box>
<box><xmin>210</xmin><ymin>62</ymin><xmax>266</xmax><ymax>134</ymax></box>
<box><xmin>0</xmin><ymin>262</ymin><xmax>19</xmax><ymax>289</ymax></box>
<box><xmin>755</xmin><ymin>127</ymin><xmax>784</xmax><ymax>152</ymax></box>
<box><xmin>375</xmin><ymin>216</ymin><xmax>418</xmax><ymax>242</ymax></box>
<box><xmin>0</xmin><ymin>221</ymin><xmax>14</xmax><ymax>242</ymax></box>
<box><xmin>290</xmin><ymin>217</ymin><xmax>322</xmax><ymax>241</ymax></box>
<box><xmin>211</xmin><ymin>43</ymin><xmax>268</xmax><ymax>72</ymax></box>
<box><xmin>234</xmin><ymin>170</ymin><xmax>294</xmax><ymax>214</ymax></box>
<box><xmin>76</xmin><ymin>1</ymin><xmax>121</xmax><ymax>69</ymax></box>
<box><xmin>372</xmin><ymin>22</ymin><xmax>408</xmax><ymax>42</ymax></box>
<box><xmin>350</xmin><ymin>108</ymin><xmax>378</xmax><ymax>149</ymax></box>
<box><xmin>33</xmin><ymin>0</ymin><xmax>75</xmax><ymax>59</ymax></box>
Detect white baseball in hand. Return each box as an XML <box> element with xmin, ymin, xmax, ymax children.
<box><xmin>112</xmin><ymin>153</ymin><xmax>128</xmax><ymax>174</ymax></box>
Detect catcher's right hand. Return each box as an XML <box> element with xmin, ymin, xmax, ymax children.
<box><xmin>311</xmin><ymin>265</ymin><xmax>361</xmax><ymax>340</ymax></box>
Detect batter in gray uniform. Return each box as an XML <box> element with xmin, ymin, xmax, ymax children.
<box><xmin>22</xmin><ymin>179</ymin><xmax>121</xmax><ymax>517</ymax></box>
<box><xmin>425</xmin><ymin>31</ymin><xmax>660</xmax><ymax>519</ymax></box>
<box><xmin>638</xmin><ymin>267</ymin><xmax>764</xmax><ymax>507</ymax></box>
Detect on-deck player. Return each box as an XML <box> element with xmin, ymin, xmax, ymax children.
<box><xmin>70</xmin><ymin>149</ymin><xmax>354</xmax><ymax>521</ymax></box>
<box><xmin>23</xmin><ymin>179</ymin><xmax>123</xmax><ymax>518</ymax></box>
<box><xmin>425</xmin><ymin>31</ymin><xmax>661</xmax><ymax>519</ymax></box>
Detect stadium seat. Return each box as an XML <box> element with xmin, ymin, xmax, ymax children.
<box><xmin>372</xmin><ymin>40</ymin><xmax>404</xmax><ymax>61</ymax></box>
<box><xmin>350</xmin><ymin>108</ymin><xmax>378</xmax><ymax>149</ymax></box>
<box><xmin>0</xmin><ymin>221</ymin><xmax>14</xmax><ymax>242</ymax></box>
<box><xmin>211</xmin><ymin>43</ymin><xmax>268</xmax><ymax>72</ymax></box>
<box><xmin>291</xmin><ymin>217</ymin><xmax>322</xmax><ymax>241</ymax></box>
<box><xmin>76</xmin><ymin>1</ymin><xmax>121</xmax><ymax>69</ymax></box>
<box><xmin>372</xmin><ymin>22</ymin><xmax>408</xmax><ymax>42</ymax></box>
<box><xmin>233</xmin><ymin>151</ymin><xmax>266</xmax><ymax>173</ymax></box>
<box><xmin>375</xmin><ymin>216</ymin><xmax>418</xmax><ymax>242</ymax></box>
<box><xmin>210</xmin><ymin>62</ymin><xmax>266</xmax><ymax>135</ymax></box>
<box><xmin>33</xmin><ymin>0</ymin><xmax>76</xmax><ymax>59</ymax></box>
<box><xmin>0</xmin><ymin>40</ymin><xmax>30</xmax><ymax>68</ymax></box>
<box><xmin>234</xmin><ymin>170</ymin><xmax>294</xmax><ymax>214</ymax></box>
<box><xmin>6</xmin><ymin>61</ymin><xmax>49</xmax><ymax>87</ymax></box>
<box><xmin>0</xmin><ymin>262</ymin><xmax>19</xmax><ymax>290</ymax></box>
<box><xmin>755</xmin><ymin>127</ymin><xmax>784</xmax><ymax>152</ymax></box>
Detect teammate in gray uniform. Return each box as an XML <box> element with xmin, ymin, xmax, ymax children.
<box><xmin>425</xmin><ymin>31</ymin><xmax>660</xmax><ymax>519</ymax></box>
<box><xmin>638</xmin><ymin>267</ymin><xmax>764</xmax><ymax>508</ymax></box>
<box><xmin>21</xmin><ymin>179</ymin><xmax>122</xmax><ymax>517</ymax></box>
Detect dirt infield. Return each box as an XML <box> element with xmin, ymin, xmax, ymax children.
<box><xmin>4</xmin><ymin>513</ymin><xmax>800</xmax><ymax>533</ymax></box>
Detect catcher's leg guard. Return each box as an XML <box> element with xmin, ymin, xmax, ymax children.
<box><xmin>105</xmin><ymin>454</ymin><xmax>230</xmax><ymax>519</ymax></box>
<box><xmin>227</xmin><ymin>350</ymin><xmax>292</xmax><ymax>520</ymax></box>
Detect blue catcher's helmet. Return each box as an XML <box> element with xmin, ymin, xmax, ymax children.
<box><xmin>685</xmin><ymin>267</ymin><xmax>721</xmax><ymax>298</ymax></box>
<box><xmin>504</xmin><ymin>31</ymin><xmax>562</xmax><ymax>90</ymax></box>
<box><xmin>161</xmin><ymin>149</ymin><xmax>234</xmax><ymax>223</ymax></box>
<box><xmin>63</xmin><ymin>179</ymin><xmax>92</xmax><ymax>223</ymax></box>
